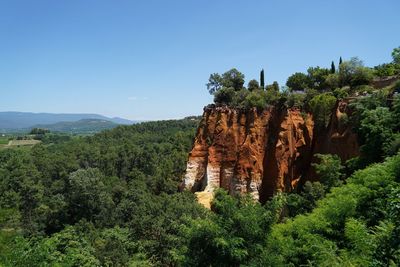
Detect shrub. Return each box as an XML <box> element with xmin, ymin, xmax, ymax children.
<box><xmin>214</xmin><ymin>87</ymin><xmax>236</xmax><ymax>105</ymax></box>
<box><xmin>339</xmin><ymin>57</ymin><xmax>373</xmax><ymax>87</ymax></box>
<box><xmin>338</xmin><ymin>113</ymin><xmax>349</xmax><ymax>129</ymax></box>
<box><xmin>244</xmin><ymin>90</ymin><xmax>268</xmax><ymax>109</ymax></box>
<box><xmin>374</xmin><ymin>63</ymin><xmax>400</xmax><ymax>77</ymax></box>
<box><xmin>326</xmin><ymin>73</ymin><xmax>340</xmax><ymax>89</ymax></box>
<box><xmin>285</xmin><ymin>93</ymin><xmax>305</xmax><ymax>109</ymax></box>
<box><xmin>286</xmin><ymin>72</ymin><xmax>311</xmax><ymax>91</ymax></box>
<box><xmin>309</xmin><ymin>93</ymin><xmax>337</xmax><ymax>129</ymax></box>
<box><xmin>333</xmin><ymin>87</ymin><xmax>349</xmax><ymax>99</ymax></box>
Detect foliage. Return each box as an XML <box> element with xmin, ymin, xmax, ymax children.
<box><xmin>247</xmin><ymin>79</ymin><xmax>260</xmax><ymax>91</ymax></box>
<box><xmin>181</xmin><ymin>189</ymin><xmax>284</xmax><ymax>266</ymax></box>
<box><xmin>221</xmin><ymin>68</ymin><xmax>245</xmax><ymax>91</ymax></box>
<box><xmin>359</xmin><ymin>107</ymin><xmax>394</xmax><ymax>163</ymax></box>
<box><xmin>307</xmin><ymin>66</ymin><xmax>330</xmax><ymax>91</ymax></box>
<box><xmin>285</xmin><ymin>92</ymin><xmax>305</xmax><ymax>108</ymax></box>
<box><xmin>206</xmin><ymin>73</ymin><xmax>222</xmax><ymax>94</ymax></box>
<box><xmin>374</xmin><ymin>63</ymin><xmax>400</xmax><ymax>77</ymax></box>
<box><xmin>339</xmin><ymin>57</ymin><xmax>374</xmax><ymax>87</ymax></box>
<box><xmin>0</xmin><ymin>118</ymin><xmax>204</xmax><ymax>266</ymax></box>
<box><xmin>264</xmin><ymin>154</ymin><xmax>400</xmax><ymax>266</ymax></box>
<box><xmin>286</xmin><ymin>181</ymin><xmax>325</xmax><ymax>217</ymax></box>
<box><xmin>286</xmin><ymin>72</ymin><xmax>310</xmax><ymax>91</ymax></box>
<box><xmin>207</xmin><ymin>48</ymin><xmax>399</xmax><ymax>109</ymax></box>
<box><xmin>333</xmin><ymin>87</ymin><xmax>349</xmax><ymax>99</ymax></box>
<box><xmin>331</xmin><ymin>61</ymin><xmax>336</xmax><ymax>73</ymax></box>
<box><xmin>214</xmin><ymin>87</ymin><xmax>236</xmax><ymax>104</ymax></box>
<box><xmin>260</xmin><ymin>69</ymin><xmax>265</xmax><ymax>88</ymax></box>
<box><xmin>325</xmin><ymin>73</ymin><xmax>340</xmax><ymax>89</ymax></box>
<box><xmin>309</xmin><ymin>93</ymin><xmax>337</xmax><ymax>129</ymax></box>
<box><xmin>29</xmin><ymin>128</ymin><xmax>50</xmax><ymax>135</ymax></box>
<box><xmin>313</xmin><ymin>154</ymin><xmax>344</xmax><ymax>190</ymax></box>
<box><xmin>392</xmin><ymin>46</ymin><xmax>400</xmax><ymax>64</ymax></box>
<box><xmin>265</xmin><ymin>81</ymin><xmax>280</xmax><ymax>92</ymax></box>
<box><xmin>243</xmin><ymin>90</ymin><xmax>268</xmax><ymax>109</ymax></box>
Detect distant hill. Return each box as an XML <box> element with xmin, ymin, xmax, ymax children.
<box><xmin>32</xmin><ymin>119</ymin><xmax>119</xmax><ymax>134</ymax></box>
<box><xmin>0</xmin><ymin>112</ymin><xmax>135</xmax><ymax>131</ymax></box>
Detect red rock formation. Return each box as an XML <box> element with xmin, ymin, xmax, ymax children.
<box><xmin>181</xmin><ymin>102</ymin><xmax>359</xmax><ymax>206</ymax></box>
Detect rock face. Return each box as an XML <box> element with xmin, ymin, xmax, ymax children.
<box><xmin>181</xmin><ymin>101</ymin><xmax>359</xmax><ymax>204</ymax></box>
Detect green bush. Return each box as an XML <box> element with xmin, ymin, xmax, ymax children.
<box><xmin>214</xmin><ymin>87</ymin><xmax>236</xmax><ymax>104</ymax></box>
<box><xmin>374</xmin><ymin>63</ymin><xmax>400</xmax><ymax>77</ymax></box>
<box><xmin>309</xmin><ymin>93</ymin><xmax>337</xmax><ymax>129</ymax></box>
<box><xmin>285</xmin><ymin>92</ymin><xmax>305</xmax><ymax>108</ymax></box>
<box><xmin>244</xmin><ymin>90</ymin><xmax>268</xmax><ymax>109</ymax></box>
<box><xmin>333</xmin><ymin>87</ymin><xmax>349</xmax><ymax>99</ymax></box>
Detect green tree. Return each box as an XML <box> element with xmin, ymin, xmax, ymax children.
<box><xmin>309</xmin><ymin>93</ymin><xmax>337</xmax><ymax>129</ymax></box>
<box><xmin>313</xmin><ymin>154</ymin><xmax>344</xmax><ymax>190</ymax></box>
<box><xmin>325</xmin><ymin>73</ymin><xmax>339</xmax><ymax>89</ymax></box>
<box><xmin>392</xmin><ymin>95</ymin><xmax>400</xmax><ymax>131</ymax></box>
<box><xmin>244</xmin><ymin>90</ymin><xmax>267</xmax><ymax>109</ymax></box>
<box><xmin>286</xmin><ymin>181</ymin><xmax>325</xmax><ymax>217</ymax></box>
<box><xmin>247</xmin><ymin>79</ymin><xmax>260</xmax><ymax>91</ymax></box>
<box><xmin>338</xmin><ymin>57</ymin><xmax>373</xmax><ymax>87</ymax></box>
<box><xmin>392</xmin><ymin>46</ymin><xmax>400</xmax><ymax>64</ymax></box>
<box><xmin>272</xmin><ymin>81</ymin><xmax>279</xmax><ymax>92</ymax></box>
<box><xmin>307</xmin><ymin>66</ymin><xmax>330</xmax><ymax>91</ymax></box>
<box><xmin>286</xmin><ymin>72</ymin><xmax>311</xmax><ymax>91</ymax></box>
<box><xmin>182</xmin><ymin>189</ymin><xmax>283</xmax><ymax>266</ymax></box>
<box><xmin>214</xmin><ymin>87</ymin><xmax>236</xmax><ymax>105</ymax></box>
<box><xmin>67</xmin><ymin>168</ymin><xmax>114</xmax><ymax>225</ymax></box>
<box><xmin>359</xmin><ymin>107</ymin><xmax>394</xmax><ymax>164</ymax></box>
<box><xmin>260</xmin><ymin>69</ymin><xmax>265</xmax><ymax>89</ymax></box>
<box><xmin>331</xmin><ymin>61</ymin><xmax>336</xmax><ymax>73</ymax></box>
<box><xmin>221</xmin><ymin>68</ymin><xmax>245</xmax><ymax>91</ymax></box>
<box><xmin>207</xmin><ymin>73</ymin><xmax>223</xmax><ymax>94</ymax></box>
<box><xmin>374</xmin><ymin>63</ymin><xmax>400</xmax><ymax>77</ymax></box>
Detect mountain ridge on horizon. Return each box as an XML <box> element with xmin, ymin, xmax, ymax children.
<box><xmin>0</xmin><ymin>111</ymin><xmax>135</xmax><ymax>130</ymax></box>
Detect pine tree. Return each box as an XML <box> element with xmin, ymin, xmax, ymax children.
<box><xmin>272</xmin><ymin>81</ymin><xmax>279</xmax><ymax>92</ymax></box>
<box><xmin>331</xmin><ymin>61</ymin><xmax>336</xmax><ymax>73</ymax></box>
<box><xmin>260</xmin><ymin>69</ymin><xmax>265</xmax><ymax>89</ymax></box>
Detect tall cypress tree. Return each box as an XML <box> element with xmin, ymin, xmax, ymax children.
<box><xmin>260</xmin><ymin>69</ymin><xmax>265</xmax><ymax>89</ymax></box>
<box><xmin>339</xmin><ymin>57</ymin><xmax>343</xmax><ymax>65</ymax></box>
<box><xmin>331</xmin><ymin>61</ymin><xmax>336</xmax><ymax>73</ymax></box>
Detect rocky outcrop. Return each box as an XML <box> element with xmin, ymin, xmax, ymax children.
<box><xmin>181</xmin><ymin>102</ymin><xmax>359</xmax><ymax>206</ymax></box>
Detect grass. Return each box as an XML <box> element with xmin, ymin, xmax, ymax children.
<box><xmin>0</xmin><ymin>137</ymin><xmax>9</xmax><ymax>145</ymax></box>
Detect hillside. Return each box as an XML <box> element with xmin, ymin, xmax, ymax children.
<box><xmin>0</xmin><ymin>112</ymin><xmax>134</xmax><ymax>131</ymax></box>
<box><xmin>33</xmin><ymin>119</ymin><xmax>119</xmax><ymax>134</ymax></box>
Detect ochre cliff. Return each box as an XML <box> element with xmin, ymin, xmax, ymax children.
<box><xmin>181</xmin><ymin>101</ymin><xmax>359</xmax><ymax>205</ymax></box>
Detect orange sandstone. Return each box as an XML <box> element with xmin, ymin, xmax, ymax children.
<box><xmin>181</xmin><ymin>102</ymin><xmax>359</xmax><ymax>207</ymax></box>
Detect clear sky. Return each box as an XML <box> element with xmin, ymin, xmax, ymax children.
<box><xmin>1</xmin><ymin>0</ymin><xmax>399</xmax><ymax>120</ymax></box>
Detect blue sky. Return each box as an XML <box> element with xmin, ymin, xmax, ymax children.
<box><xmin>1</xmin><ymin>0</ymin><xmax>399</xmax><ymax>120</ymax></box>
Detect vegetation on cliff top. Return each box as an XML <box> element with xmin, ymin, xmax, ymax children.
<box><xmin>207</xmin><ymin>47</ymin><xmax>400</xmax><ymax>113</ymax></box>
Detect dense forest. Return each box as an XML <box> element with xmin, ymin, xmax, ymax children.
<box><xmin>1</xmin><ymin>48</ymin><xmax>400</xmax><ymax>266</ymax></box>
